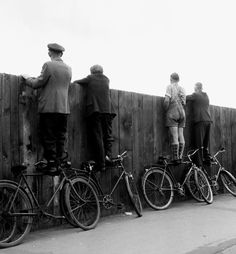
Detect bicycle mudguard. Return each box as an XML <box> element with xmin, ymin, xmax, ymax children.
<box><xmin>0</xmin><ymin>179</ymin><xmax>20</xmax><ymax>187</ymax></box>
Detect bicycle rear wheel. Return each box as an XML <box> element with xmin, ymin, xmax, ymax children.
<box><xmin>65</xmin><ymin>178</ymin><xmax>100</xmax><ymax>230</ymax></box>
<box><xmin>194</xmin><ymin>167</ymin><xmax>213</xmax><ymax>204</ymax></box>
<box><xmin>124</xmin><ymin>174</ymin><xmax>142</xmax><ymax>217</ymax></box>
<box><xmin>0</xmin><ymin>182</ymin><xmax>33</xmax><ymax>248</ymax></box>
<box><xmin>220</xmin><ymin>170</ymin><xmax>236</xmax><ymax>196</ymax></box>
<box><xmin>186</xmin><ymin>169</ymin><xmax>204</xmax><ymax>202</ymax></box>
<box><xmin>142</xmin><ymin>167</ymin><xmax>174</xmax><ymax>210</ymax></box>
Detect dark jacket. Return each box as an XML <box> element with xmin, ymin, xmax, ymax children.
<box><xmin>26</xmin><ymin>57</ymin><xmax>72</xmax><ymax>114</ymax></box>
<box><xmin>75</xmin><ymin>73</ymin><xmax>116</xmax><ymax>117</ymax></box>
<box><xmin>186</xmin><ymin>92</ymin><xmax>212</xmax><ymax>123</ymax></box>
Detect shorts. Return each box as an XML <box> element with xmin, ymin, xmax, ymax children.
<box><xmin>165</xmin><ymin>106</ymin><xmax>186</xmax><ymax>128</ymax></box>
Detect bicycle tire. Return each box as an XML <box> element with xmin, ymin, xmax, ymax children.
<box><xmin>60</xmin><ymin>182</ymin><xmax>77</xmax><ymax>227</ymax></box>
<box><xmin>186</xmin><ymin>169</ymin><xmax>204</xmax><ymax>202</ymax></box>
<box><xmin>220</xmin><ymin>170</ymin><xmax>236</xmax><ymax>196</ymax></box>
<box><xmin>142</xmin><ymin>167</ymin><xmax>174</xmax><ymax>210</ymax></box>
<box><xmin>194</xmin><ymin>167</ymin><xmax>213</xmax><ymax>204</ymax></box>
<box><xmin>124</xmin><ymin>174</ymin><xmax>143</xmax><ymax>217</ymax></box>
<box><xmin>65</xmin><ymin>178</ymin><xmax>100</xmax><ymax>230</ymax></box>
<box><xmin>0</xmin><ymin>182</ymin><xmax>33</xmax><ymax>248</ymax></box>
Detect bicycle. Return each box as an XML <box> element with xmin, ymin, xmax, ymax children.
<box><xmin>142</xmin><ymin>148</ymin><xmax>213</xmax><ymax>210</ymax></box>
<box><xmin>64</xmin><ymin>151</ymin><xmax>142</xmax><ymax>228</ymax></box>
<box><xmin>0</xmin><ymin>159</ymin><xmax>100</xmax><ymax>248</ymax></box>
<box><xmin>190</xmin><ymin>147</ymin><xmax>236</xmax><ymax>201</ymax></box>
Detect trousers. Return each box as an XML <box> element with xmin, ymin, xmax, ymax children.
<box><xmin>87</xmin><ymin>113</ymin><xmax>114</xmax><ymax>169</ymax></box>
<box><xmin>39</xmin><ymin>113</ymin><xmax>68</xmax><ymax>162</ymax></box>
<box><xmin>193</xmin><ymin>121</ymin><xmax>211</xmax><ymax>166</ymax></box>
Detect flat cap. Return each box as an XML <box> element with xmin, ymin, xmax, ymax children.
<box><xmin>47</xmin><ymin>43</ymin><xmax>65</xmax><ymax>52</ymax></box>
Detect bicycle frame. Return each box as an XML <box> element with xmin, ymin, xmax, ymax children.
<box><xmin>202</xmin><ymin>148</ymin><xmax>225</xmax><ymax>182</ymax></box>
<box><xmin>81</xmin><ymin>152</ymin><xmax>130</xmax><ymax>206</ymax></box>
<box><xmin>8</xmin><ymin>170</ymin><xmax>70</xmax><ymax>219</ymax></box>
<box><xmin>160</xmin><ymin>149</ymin><xmax>200</xmax><ymax>191</ymax></box>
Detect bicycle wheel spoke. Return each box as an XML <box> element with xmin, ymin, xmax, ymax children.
<box><xmin>220</xmin><ymin>170</ymin><xmax>236</xmax><ymax>196</ymax></box>
<box><xmin>0</xmin><ymin>183</ymin><xmax>33</xmax><ymax>248</ymax></box>
<box><xmin>142</xmin><ymin>168</ymin><xmax>174</xmax><ymax>210</ymax></box>
<box><xmin>65</xmin><ymin>178</ymin><xmax>100</xmax><ymax>230</ymax></box>
<box><xmin>186</xmin><ymin>169</ymin><xmax>204</xmax><ymax>202</ymax></box>
<box><xmin>194</xmin><ymin>169</ymin><xmax>213</xmax><ymax>204</ymax></box>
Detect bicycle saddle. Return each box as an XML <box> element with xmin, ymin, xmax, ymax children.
<box><xmin>11</xmin><ymin>165</ymin><xmax>27</xmax><ymax>176</ymax></box>
<box><xmin>158</xmin><ymin>156</ymin><xmax>169</xmax><ymax>161</ymax></box>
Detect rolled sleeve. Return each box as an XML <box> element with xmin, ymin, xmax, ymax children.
<box><xmin>165</xmin><ymin>84</ymin><xmax>172</xmax><ymax>98</ymax></box>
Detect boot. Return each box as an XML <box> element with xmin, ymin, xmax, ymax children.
<box><xmin>179</xmin><ymin>143</ymin><xmax>185</xmax><ymax>160</ymax></box>
<box><xmin>171</xmin><ymin>143</ymin><xmax>180</xmax><ymax>164</ymax></box>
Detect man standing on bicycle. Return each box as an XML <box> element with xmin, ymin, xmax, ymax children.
<box><xmin>187</xmin><ymin>82</ymin><xmax>212</xmax><ymax>167</ymax></box>
<box><xmin>74</xmin><ymin>65</ymin><xmax>116</xmax><ymax>171</ymax></box>
<box><xmin>163</xmin><ymin>73</ymin><xmax>186</xmax><ymax>163</ymax></box>
<box><xmin>22</xmin><ymin>43</ymin><xmax>72</xmax><ymax>172</ymax></box>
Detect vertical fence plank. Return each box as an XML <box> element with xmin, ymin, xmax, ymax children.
<box><xmin>131</xmin><ymin>92</ymin><xmax>143</xmax><ymax>202</ymax></box>
<box><xmin>118</xmin><ymin>90</ymin><xmax>133</xmax><ymax>208</ymax></box>
<box><xmin>119</xmin><ymin>90</ymin><xmax>133</xmax><ymax>168</ymax></box>
<box><xmin>68</xmin><ymin>83</ymin><xmax>86</xmax><ymax>167</ymax></box>
<box><xmin>0</xmin><ymin>74</ymin><xmax>3</xmax><ymax>179</ymax></box>
<box><xmin>2</xmin><ymin>74</ymin><xmax>11</xmax><ymax>179</ymax></box>
<box><xmin>230</xmin><ymin>108</ymin><xmax>236</xmax><ymax>176</ymax></box>
<box><xmin>10</xmin><ymin>75</ymin><xmax>20</xmax><ymax>167</ymax></box>
<box><xmin>143</xmin><ymin>95</ymin><xmax>154</xmax><ymax>167</ymax></box>
<box><xmin>219</xmin><ymin>107</ymin><xmax>232</xmax><ymax>171</ymax></box>
<box><xmin>109</xmin><ymin>89</ymin><xmax>120</xmax><ymax>213</ymax></box>
<box><xmin>131</xmin><ymin>92</ymin><xmax>143</xmax><ymax>176</ymax></box>
<box><xmin>153</xmin><ymin>96</ymin><xmax>169</xmax><ymax>161</ymax></box>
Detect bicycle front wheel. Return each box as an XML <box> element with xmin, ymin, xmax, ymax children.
<box><xmin>142</xmin><ymin>167</ymin><xmax>174</xmax><ymax>210</ymax></box>
<box><xmin>65</xmin><ymin>178</ymin><xmax>100</xmax><ymax>230</ymax></box>
<box><xmin>194</xmin><ymin>168</ymin><xmax>213</xmax><ymax>204</ymax></box>
<box><xmin>220</xmin><ymin>170</ymin><xmax>236</xmax><ymax>196</ymax></box>
<box><xmin>0</xmin><ymin>182</ymin><xmax>33</xmax><ymax>248</ymax></box>
<box><xmin>60</xmin><ymin>182</ymin><xmax>77</xmax><ymax>227</ymax></box>
<box><xmin>124</xmin><ymin>174</ymin><xmax>143</xmax><ymax>217</ymax></box>
<box><xmin>186</xmin><ymin>169</ymin><xmax>204</xmax><ymax>202</ymax></box>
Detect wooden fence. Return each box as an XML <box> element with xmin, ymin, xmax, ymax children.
<box><xmin>1</xmin><ymin>73</ymin><xmax>236</xmax><ymax>218</ymax></box>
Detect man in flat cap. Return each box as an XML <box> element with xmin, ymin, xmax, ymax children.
<box><xmin>23</xmin><ymin>43</ymin><xmax>72</xmax><ymax>172</ymax></box>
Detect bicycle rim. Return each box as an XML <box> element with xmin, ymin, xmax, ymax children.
<box><xmin>0</xmin><ymin>182</ymin><xmax>33</xmax><ymax>248</ymax></box>
<box><xmin>186</xmin><ymin>169</ymin><xmax>204</xmax><ymax>202</ymax></box>
<box><xmin>125</xmin><ymin>174</ymin><xmax>143</xmax><ymax>217</ymax></box>
<box><xmin>220</xmin><ymin>170</ymin><xmax>236</xmax><ymax>196</ymax></box>
<box><xmin>194</xmin><ymin>168</ymin><xmax>213</xmax><ymax>204</ymax></box>
<box><xmin>142</xmin><ymin>168</ymin><xmax>174</xmax><ymax>210</ymax></box>
<box><xmin>65</xmin><ymin>178</ymin><xmax>100</xmax><ymax>230</ymax></box>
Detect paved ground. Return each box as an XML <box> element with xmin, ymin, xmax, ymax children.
<box><xmin>2</xmin><ymin>193</ymin><xmax>236</xmax><ymax>254</ymax></box>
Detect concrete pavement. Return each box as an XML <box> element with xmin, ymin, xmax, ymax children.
<box><xmin>2</xmin><ymin>194</ymin><xmax>236</xmax><ymax>254</ymax></box>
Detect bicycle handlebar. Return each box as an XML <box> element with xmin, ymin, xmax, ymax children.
<box><xmin>34</xmin><ymin>161</ymin><xmax>48</xmax><ymax>167</ymax></box>
<box><xmin>214</xmin><ymin>147</ymin><xmax>225</xmax><ymax>158</ymax></box>
<box><xmin>187</xmin><ymin>148</ymin><xmax>200</xmax><ymax>161</ymax></box>
<box><xmin>119</xmin><ymin>151</ymin><xmax>127</xmax><ymax>158</ymax></box>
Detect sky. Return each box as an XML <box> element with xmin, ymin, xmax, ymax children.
<box><xmin>0</xmin><ymin>0</ymin><xmax>236</xmax><ymax>108</ymax></box>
